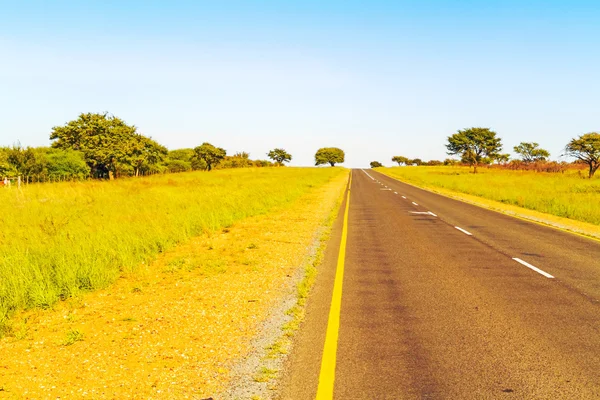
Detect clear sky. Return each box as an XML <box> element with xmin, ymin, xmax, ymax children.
<box><xmin>1</xmin><ymin>0</ymin><xmax>598</xmax><ymax>167</ymax></box>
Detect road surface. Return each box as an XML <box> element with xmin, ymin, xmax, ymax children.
<box><xmin>278</xmin><ymin>168</ymin><xmax>600</xmax><ymax>399</ymax></box>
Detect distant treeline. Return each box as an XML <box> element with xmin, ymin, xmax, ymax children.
<box><xmin>0</xmin><ymin>113</ymin><xmax>283</xmax><ymax>183</ymax></box>
<box><xmin>379</xmin><ymin>127</ymin><xmax>600</xmax><ymax>178</ymax></box>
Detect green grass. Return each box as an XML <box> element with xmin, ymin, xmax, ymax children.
<box><xmin>253</xmin><ymin>366</ymin><xmax>278</xmax><ymax>383</ymax></box>
<box><xmin>376</xmin><ymin>166</ymin><xmax>600</xmax><ymax>225</ymax></box>
<box><xmin>62</xmin><ymin>328</ymin><xmax>84</xmax><ymax>346</ymax></box>
<box><xmin>0</xmin><ymin>167</ymin><xmax>346</xmax><ymax>334</ymax></box>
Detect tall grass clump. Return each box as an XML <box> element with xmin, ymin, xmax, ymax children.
<box><xmin>377</xmin><ymin>166</ymin><xmax>600</xmax><ymax>225</ymax></box>
<box><xmin>0</xmin><ymin>167</ymin><xmax>346</xmax><ymax>333</ymax></box>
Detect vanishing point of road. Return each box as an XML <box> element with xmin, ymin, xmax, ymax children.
<box><xmin>278</xmin><ymin>169</ymin><xmax>600</xmax><ymax>399</ymax></box>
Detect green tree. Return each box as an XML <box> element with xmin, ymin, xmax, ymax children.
<box><xmin>425</xmin><ymin>160</ymin><xmax>443</xmax><ymax>166</ymax></box>
<box><xmin>219</xmin><ymin>152</ymin><xmax>253</xmax><ymax>169</ymax></box>
<box><xmin>513</xmin><ymin>142</ymin><xmax>550</xmax><ymax>163</ymax></box>
<box><xmin>253</xmin><ymin>159</ymin><xmax>274</xmax><ymax>167</ymax></box>
<box><xmin>167</xmin><ymin>149</ymin><xmax>194</xmax><ymax>171</ymax></box>
<box><xmin>127</xmin><ymin>135</ymin><xmax>168</xmax><ymax>177</ymax></box>
<box><xmin>391</xmin><ymin>155</ymin><xmax>410</xmax><ymax>166</ymax></box>
<box><xmin>46</xmin><ymin>148</ymin><xmax>90</xmax><ymax>180</ymax></box>
<box><xmin>193</xmin><ymin>142</ymin><xmax>226</xmax><ymax>171</ymax></box>
<box><xmin>267</xmin><ymin>148</ymin><xmax>292</xmax><ymax>166</ymax></box>
<box><xmin>168</xmin><ymin>149</ymin><xmax>194</xmax><ymax>162</ymax></box>
<box><xmin>315</xmin><ymin>147</ymin><xmax>345</xmax><ymax>167</ymax></box>
<box><xmin>412</xmin><ymin>158</ymin><xmax>423</xmax><ymax>166</ymax></box>
<box><xmin>165</xmin><ymin>159</ymin><xmax>191</xmax><ymax>173</ymax></box>
<box><xmin>190</xmin><ymin>157</ymin><xmax>208</xmax><ymax>171</ymax></box>
<box><xmin>0</xmin><ymin>147</ymin><xmax>17</xmax><ymax>177</ymax></box>
<box><xmin>370</xmin><ymin>161</ymin><xmax>383</xmax><ymax>168</ymax></box>
<box><xmin>495</xmin><ymin>153</ymin><xmax>511</xmax><ymax>164</ymax></box>
<box><xmin>4</xmin><ymin>145</ymin><xmax>49</xmax><ymax>180</ymax></box>
<box><xmin>446</xmin><ymin>127</ymin><xmax>503</xmax><ymax>173</ymax></box>
<box><xmin>565</xmin><ymin>133</ymin><xmax>600</xmax><ymax>178</ymax></box>
<box><xmin>443</xmin><ymin>158</ymin><xmax>458</xmax><ymax>166</ymax></box>
<box><xmin>50</xmin><ymin>112</ymin><xmax>165</xmax><ymax>179</ymax></box>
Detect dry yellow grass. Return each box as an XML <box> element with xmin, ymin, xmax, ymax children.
<box><xmin>0</xmin><ymin>170</ymin><xmax>349</xmax><ymax>399</ymax></box>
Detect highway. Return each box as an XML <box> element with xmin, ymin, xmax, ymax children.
<box><xmin>278</xmin><ymin>169</ymin><xmax>600</xmax><ymax>399</ymax></box>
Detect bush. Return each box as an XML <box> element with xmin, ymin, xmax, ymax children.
<box><xmin>166</xmin><ymin>160</ymin><xmax>191</xmax><ymax>173</ymax></box>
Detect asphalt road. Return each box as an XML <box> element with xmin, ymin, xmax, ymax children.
<box><xmin>278</xmin><ymin>169</ymin><xmax>600</xmax><ymax>399</ymax></box>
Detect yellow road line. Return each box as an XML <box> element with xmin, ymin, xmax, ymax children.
<box><xmin>316</xmin><ymin>171</ymin><xmax>351</xmax><ymax>399</ymax></box>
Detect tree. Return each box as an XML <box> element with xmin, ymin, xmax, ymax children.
<box><xmin>127</xmin><ymin>134</ymin><xmax>168</xmax><ymax>177</ymax></box>
<box><xmin>50</xmin><ymin>112</ymin><xmax>165</xmax><ymax>179</ymax></box>
<box><xmin>446</xmin><ymin>127</ymin><xmax>503</xmax><ymax>173</ymax></box>
<box><xmin>495</xmin><ymin>153</ymin><xmax>511</xmax><ymax>164</ymax></box>
<box><xmin>444</xmin><ymin>158</ymin><xmax>458</xmax><ymax>166</ymax></box>
<box><xmin>391</xmin><ymin>156</ymin><xmax>410</xmax><ymax>166</ymax></box>
<box><xmin>167</xmin><ymin>149</ymin><xmax>195</xmax><ymax>171</ymax></box>
<box><xmin>219</xmin><ymin>152</ymin><xmax>253</xmax><ymax>169</ymax></box>
<box><xmin>267</xmin><ymin>148</ymin><xmax>292</xmax><ymax>166</ymax></box>
<box><xmin>0</xmin><ymin>148</ymin><xmax>15</xmax><ymax>177</ymax></box>
<box><xmin>165</xmin><ymin>159</ymin><xmax>191</xmax><ymax>173</ymax></box>
<box><xmin>513</xmin><ymin>142</ymin><xmax>550</xmax><ymax>163</ymax></box>
<box><xmin>315</xmin><ymin>147</ymin><xmax>344</xmax><ymax>167</ymax></box>
<box><xmin>425</xmin><ymin>160</ymin><xmax>443</xmax><ymax>166</ymax></box>
<box><xmin>193</xmin><ymin>142</ymin><xmax>226</xmax><ymax>171</ymax></box>
<box><xmin>564</xmin><ymin>133</ymin><xmax>600</xmax><ymax>178</ymax></box>
<box><xmin>253</xmin><ymin>159</ymin><xmax>274</xmax><ymax>167</ymax></box>
<box><xmin>168</xmin><ymin>148</ymin><xmax>194</xmax><ymax>162</ymax></box>
<box><xmin>412</xmin><ymin>158</ymin><xmax>423</xmax><ymax>166</ymax></box>
<box><xmin>370</xmin><ymin>161</ymin><xmax>383</xmax><ymax>168</ymax></box>
<box><xmin>5</xmin><ymin>144</ymin><xmax>41</xmax><ymax>177</ymax></box>
<box><xmin>46</xmin><ymin>148</ymin><xmax>90</xmax><ymax>180</ymax></box>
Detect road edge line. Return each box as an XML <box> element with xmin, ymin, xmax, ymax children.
<box><xmin>315</xmin><ymin>171</ymin><xmax>351</xmax><ymax>399</ymax></box>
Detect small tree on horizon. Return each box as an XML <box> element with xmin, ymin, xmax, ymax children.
<box><xmin>392</xmin><ymin>156</ymin><xmax>410</xmax><ymax>166</ymax></box>
<box><xmin>193</xmin><ymin>142</ymin><xmax>226</xmax><ymax>171</ymax></box>
<box><xmin>514</xmin><ymin>142</ymin><xmax>550</xmax><ymax>163</ymax></box>
<box><xmin>267</xmin><ymin>148</ymin><xmax>292</xmax><ymax>166</ymax></box>
<box><xmin>370</xmin><ymin>161</ymin><xmax>383</xmax><ymax>168</ymax></box>
<box><xmin>315</xmin><ymin>147</ymin><xmax>345</xmax><ymax>167</ymax></box>
<box><xmin>446</xmin><ymin>127</ymin><xmax>503</xmax><ymax>173</ymax></box>
<box><xmin>564</xmin><ymin>133</ymin><xmax>600</xmax><ymax>178</ymax></box>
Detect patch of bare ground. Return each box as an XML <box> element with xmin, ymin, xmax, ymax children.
<box><xmin>0</xmin><ymin>172</ymin><xmax>348</xmax><ymax>399</ymax></box>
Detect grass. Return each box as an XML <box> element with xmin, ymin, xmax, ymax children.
<box><xmin>253</xmin><ymin>366</ymin><xmax>278</xmax><ymax>383</ymax></box>
<box><xmin>62</xmin><ymin>328</ymin><xmax>84</xmax><ymax>346</ymax></box>
<box><xmin>0</xmin><ymin>167</ymin><xmax>345</xmax><ymax>334</ymax></box>
<box><xmin>376</xmin><ymin>166</ymin><xmax>600</xmax><ymax>225</ymax></box>
<box><xmin>0</xmin><ymin>168</ymin><xmax>349</xmax><ymax>398</ymax></box>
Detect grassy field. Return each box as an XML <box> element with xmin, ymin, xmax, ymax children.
<box><xmin>0</xmin><ymin>167</ymin><xmax>346</xmax><ymax>333</ymax></box>
<box><xmin>0</xmin><ymin>168</ymin><xmax>348</xmax><ymax>399</ymax></box>
<box><xmin>376</xmin><ymin>166</ymin><xmax>600</xmax><ymax>225</ymax></box>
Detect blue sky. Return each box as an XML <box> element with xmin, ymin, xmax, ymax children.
<box><xmin>1</xmin><ymin>0</ymin><xmax>598</xmax><ymax>167</ymax></box>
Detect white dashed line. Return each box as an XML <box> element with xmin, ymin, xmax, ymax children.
<box><xmin>361</xmin><ymin>169</ymin><xmax>375</xmax><ymax>180</ymax></box>
<box><xmin>412</xmin><ymin>202</ymin><xmax>419</xmax><ymax>206</ymax></box>
<box><xmin>394</xmin><ymin>192</ymin><xmax>398</xmax><ymax>194</ymax></box>
<box><xmin>402</xmin><ymin>196</ymin><xmax>407</xmax><ymax>199</ymax></box>
<box><xmin>512</xmin><ymin>258</ymin><xmax>554</xmax><ymax>279</ymax></box>
<box><xmin>455</xmin><ymin>226</ymin><xmax>473</xmax><ymax>236</ymax></box>
<box><xmin>428</xmin><ymin>212</ymin><xmax>437</xmax><ymax>217</ymax></box>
